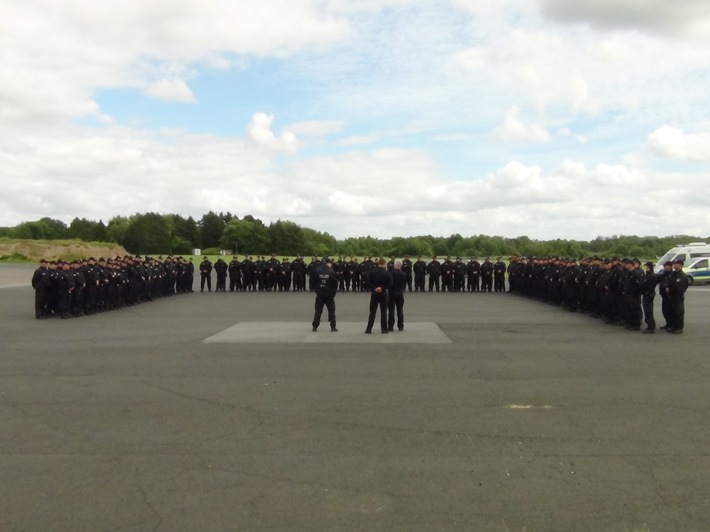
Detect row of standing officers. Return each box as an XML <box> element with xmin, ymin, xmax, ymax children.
<box><xmin>198</xmin><ymin>254</ymin><xmax>508</xmax><ymax>293</ymax></box>
<box><xmin>505</xmin><ymin>256</ymin><xmax>689</xmax><ymax>334</ymax></box>
<box><xmin>33</xmin><ymin>254</ymin><xmax>690</xmax><ymax>334</ymax></box>
<box><xmin>31</xmin><ymin>255</ymin><xmax>194</xmax><ymax>319</ymax></box>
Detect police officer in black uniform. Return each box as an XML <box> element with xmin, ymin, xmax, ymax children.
<box><xmin>365</xmin><ymin>258</ymin><xmax>392</xmax><ymax>334</ymax></box>
<box><xmin>493</xmin><ymin>257</ymin><xmax>506</xmax><ymax>293</ymax></box>
<box><xmin>199</xmin><ymin>256</ymin><xmax>213</xmax><ymax>292</ymax></box>
<box><xmin>641</xmin><ymin>261</ymin><xmax>658</xmax><ymax>333</ymax></box>
<box><xmin>480</xmin><ymin>257</ymin><xmax>493</xmax><ymax>292</ymax></box>
<box><xmin>387</xmin><ymin>260</ymin><xmax>406</xmax><ymax>331</ymax></box>
<box><xmin>467</xmin><ymin>256</ymin><xmax>480</xmax><ymax>292</ymax></box>
<box><xmin>228</xmin><ymin>256</ymin><xmax>242</xmax><ymax>292</ymax></box>
<box><xmin>312</xmin><ymin>258</ymin><xmax>338</xmax><ymax>332</ymax></box>
<box><xmin>621</xmin><ymin>258</ymin><xmax>644</xmax><ymax>330</ymax></box>
<box><xmin>427</xmin><ymin>256</ymin><xmax>441</xmax><ymax>292</ymax></box>
<box><xmin>214</xmin><ymin>258</ymin><xmax>228</xmax><ymax>292</ymax></box>
<box><xmin>401</xmin><ymin>255</ymin><xmax>413</xmax><ymax>291</ymax></box>
<box><xmin>291</xmin><ymin>255</ymin><xmax>307</xmax><ymax>291</ymax></box>
<box><xmin>413</xmin><ymin>256</ymin><xmax>426</xmax><ymax>292</ymax></box>
<box><xmin>664</xmin><ymin>260</ymin><xmax>689</xmax><ymax>334</ymax></box>
<box><xmin>31</xmin><ymin>259</ymin><xmax>52</xmax><ymax>319</ymax></box>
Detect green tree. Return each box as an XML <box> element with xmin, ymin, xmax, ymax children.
<box><xmin>9</xmin><ymin>218</ymin><xmax>68</xmax><ymax>240</ymax></box>
<box><xmin>123</xmin><ymin>213</ymin><xmax>171</xmax><ymax>254</ymax></box>
<box><xmin>171</xmin><ymin>236</ymin><xmax>193</xmax><ymax>255</ymax></box>
<box><xmin>302</xmin><ymin>228</ymin><xmax>337</xmax><ymax>257</ymax></box>
<box><xmin>220</xmin><ymin>218</ymin><xmax>269</xmax><ymax>254</ymax></box>
<box><xmin>167</xmin><ymin>214</ymin><xmax>200</xmax><ymax>248</ymax></box>
<box><xmin>200</xmin><ymin>211</ymin><xmax>226</xmax><ymax>249</ymax></box>
<box><xmin>67</xmin><ymin>217</ymin><xmax>101</xmax><ymax>241</ymax></box>
<box><xmin>94</xmin><ymin>220</ymin><xmax>108</xmax><ymax>242</ymax></box>
<box><xmin>268</xmin><ymin>220</ymin><xmax>307</xmax><ymax>255</ymax></box>
<box><xmin>106</xmin><ymin>216</ymin><xmax>130</xmax><ymax>245</ymax></box>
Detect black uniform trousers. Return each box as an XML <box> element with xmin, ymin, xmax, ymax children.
<box><xmin>366</xmin><ymin>291</ymin><xmax>388</xmax><ymax>333</ymax></box>
<box><xmin>669</xmin><ymin>296</ymin><xmax>685</xmax><ymax>331</ymax></box>
<box><xmin>642</xmin><ymin>293</ymin><xmax>656</xmax><ymax>330</ymax></box>
<box><xmin>387</xmin><ymin>292</ymin><xmax>404</xmax><ymax>331</ymax></box>
<box><xmin>34</xmin><ymin>289</ymin><xmax>48</xmax><ymax>318</ymax></box>
<box><xmin>312</xmin><ymin>295</ymin><xmax>336</xmax><ymax>330</ymax></box>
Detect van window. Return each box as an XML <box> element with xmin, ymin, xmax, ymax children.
<box><xmin>689</xmin><ymin>252</ymin><xmax>710</xmax><ymax>259</ymax></box>
<box><xmin>691</xmin><ymin>259</ymin><xmax>708</xmax><ymax>269</ymax></box>
<box><xmin>658</xmin><ymin>253</ymin><xmax>675</xmax><ymax>263</ymax></box>
<box><xmin>673</xmin><ymin>254</ymin><xmax>687</xmax><ymax>263</ymax></box>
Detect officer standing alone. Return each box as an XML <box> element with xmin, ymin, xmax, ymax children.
<box><xmin>312</xmin><ymin>258</ymin><xmax>338</xmax><ymax>332</ymax></box>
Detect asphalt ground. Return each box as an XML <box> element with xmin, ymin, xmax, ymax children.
<box><xmin>2</xmin><ymin>264</ymin><xmax>709</xmax><ymax>532</ymax></box>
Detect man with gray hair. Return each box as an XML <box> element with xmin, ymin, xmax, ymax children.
<box><xmin>387</xmin><ymin>260</ymin><xmax>407</xmax><ymax>332</ymax></box>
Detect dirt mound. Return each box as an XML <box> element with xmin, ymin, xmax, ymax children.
<box><xmin>0</xmin><ymin>239</ymin><xmax>128</xmax><ymax>262</ymax></box>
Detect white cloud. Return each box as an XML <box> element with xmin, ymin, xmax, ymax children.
<box><xmin>0</xmin><ymin>0</ymin><xmax>352</xmax><ymax>124</ymax></box>
<box><xmin>456</xmin><ymin>28</ymin><xmax>601</xmax><ymax>115</ymax></box>
<box><xmin>647</xmin><ymin>126</ymin><xmax>710</xmax><ymax>163</ymax></box>
<box><xmin>1</xmin><ymin>120</ymin><xmax>709</xmax><ymax>240</ymax></box>
<box><xmin>246</xmin><ymin>113</ymin><xmax>297</xmax><ymax>153</ymax></box>
<box><xmin>145</xmin><ymin>79</ymin><xmax>195</xmax><ymax>103</ymax></box>
<box><xmin>541</xmin><ymin>0</ymin><xmax>710</xmax><ymax>43</ymax></box>
<box><xmin>494</xmin><ymin>108</ymin><xmax>551</xmax><ymax>143</ymax></box>
<box><xmin>1</xmin><ymin>1</ymin><xmax>709</xmax><ymax>242</ymax></box>
<box><xmin>287</xmin><ymin>120</ymin><xmax>344</xmax><ymax>137</ymax></box>
<box><xmin>431</xmin><ymin>134</ymin><xmax>473</xmax><ymax>142</ymax></box>
<box><xmin>338</xmin><ymin>135</ymin><xmax>380</xmax><ymax>146</ymax></box>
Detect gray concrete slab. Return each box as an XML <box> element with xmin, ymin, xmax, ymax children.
<box><xmin>204</xmin><ymin>322</ymin><xmax>451</xmax><ymax>344</ymax></box>
<box><xmin>2</xmin><ymin>264</ymin><xmax>710</xmax><ymax>531</ymax></box>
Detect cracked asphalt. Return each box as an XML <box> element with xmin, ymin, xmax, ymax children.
<box><xmin>2</xmin><ymin>264</ymin><xmax>709</xmax><ymax>531</ymax></box>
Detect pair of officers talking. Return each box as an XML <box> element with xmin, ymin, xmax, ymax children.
<box><xmin>312</xmin><ymin>257</ymin><xmax>406</xmax><ymax>334</ymax></box>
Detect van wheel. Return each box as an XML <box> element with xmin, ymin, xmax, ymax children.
<box><xmin>687</xmin><ymin>275</ymin><xmax>694</xmax><ymax>285</ymax></box>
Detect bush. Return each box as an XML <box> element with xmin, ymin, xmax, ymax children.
<box><xmin>200</xmin><ymin>247</ymin><xmax>222</xmax><ymax>255</ymax></box>
<box><xmin>0</xmin><ymin>253</ymin><xmax>31</xmax><ymax>262</ymax></box>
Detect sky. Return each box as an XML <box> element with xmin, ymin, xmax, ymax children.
<box><xmin>1</xmin><ymin>0</ymin><xmax>709</xmax><ymax>240</ymax></box>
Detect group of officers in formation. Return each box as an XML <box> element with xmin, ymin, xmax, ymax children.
<box><xmin>31</xmin><ymin>252</ymin><xmax>690</xmax><ymax>334</ymax></box>
<box><xmin>195</xmin><ymin>254</ymin><xmax>509</xmax><ymax>294</ymax></box>
<box><xmin>504</xmin><ymin>255</ymin><xmax>689</xmax><ymax>334</ymax></box>
<box><xmin>31</xmin><ymin>255</ymin><xmax>195</xmax><ymax>319</ymax></box>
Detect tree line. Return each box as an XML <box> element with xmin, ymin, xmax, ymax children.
<box><xmin>0</xmin><ymin>212</ymin><xmax>706</xmax><ymax>260</ymax></box>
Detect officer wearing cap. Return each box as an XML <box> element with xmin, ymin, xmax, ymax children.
<box><xmin>493</xmin><ymin>256</ymin><xmax>506</xmax><ymax>293</ymax></box>
<box><xmin>199</xmin><ymin>256</ymin><xmax>213</xmax><ymax>292</ymax></box>
<box><xmin>453</xmin><ymin>257</ymin><xmax>466</xmax><ymax>292</ymax></box>
<box><xmin>467</xmin><ymin>256</ymin><xmax>480</xmax><ymax>292</ymax></box>
<box><xmin>413</xmin><ymin>255</ymin><xmax>426</xmax><ymax>292</ymax></box>
<box><xmin>481</xmin><ymin>257</ymin><xmax>493</xmax><ymax>292</ymax></box>
<box><xmin>228</xmin><ymin>255</ymin><xmax>242</xmax><ymax>292</ymax></box>
<box><xmin>427</xmin><ymin>256</ymin><xmax>440</xmax><ymax>292</ymax></box>
<box><xmin>291</xmin><ymin>254</ymin><xmax>307</xmax><ymax>291</ymax></box>
<box><xmin>312</xmin><ymin>257</ymin><xmax>338</xmax><ymax>332</ymax></box>
<box><xmin>641</xmin><ymin>261</ymin><xmax>658</xmax><ymax>333</ymax></box>
<box><xmin>31</xmin><ymin>259</ymin><xmax>52</xmax><ymax>319</ymax></box>
<box><xmin>664</xmin><ymin>260</ymin><xmax>689</xmax><ymax>334</ymax></box>
<box><xmin>401</xmin><ymin>255</ymin><xmax>413</xmax><ymax>292</ymax></box>
<box><xmin>387</xmin><ymin>260</ymin><xmax>406</xmax><ymax>331</ymax></box>
<box><xmin>657</xmin><ymin>261</ymin><xmax>674</xmax><ymax>330</ymax></box>
<box><xmin>621</xmin><ymin>258</ymin><xmax>643</xmax><ymax>330</ymax></box>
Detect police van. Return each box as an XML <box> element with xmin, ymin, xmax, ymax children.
<box><xmin>685</xmin><ymin>257</ymin><xmax>710</xmax><ymax>285</ymax></box>
<box><xmin>655</xmin><ymin>242</ymin><xmax>710</xmax><ymax>273</ymax></box>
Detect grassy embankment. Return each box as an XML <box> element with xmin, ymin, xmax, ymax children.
<box><xmin>0</xmin><ymin>238</ymin><xmax>128</xmax><ymax>263</ymax></box>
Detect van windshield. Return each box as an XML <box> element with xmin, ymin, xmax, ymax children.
<box><xmin>657</xmin><ymin>252</ymin><xmax>677</xmax><ymax>264</ymax></box>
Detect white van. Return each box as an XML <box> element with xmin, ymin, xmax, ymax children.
<box><xmin>685</xmin><ymin>257</ymin><xmax>710</xmax><ymax>285</ymax></box>
<box><xmin>655</xmin><ymin>242</ymin><xmax>710</xmax><ymax>273</ymax></box>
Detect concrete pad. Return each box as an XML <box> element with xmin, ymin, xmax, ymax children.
<box><xmin>203</xmin><ymin>321</ymin><xmax>451</xmax><ymax>344</ymax></box>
